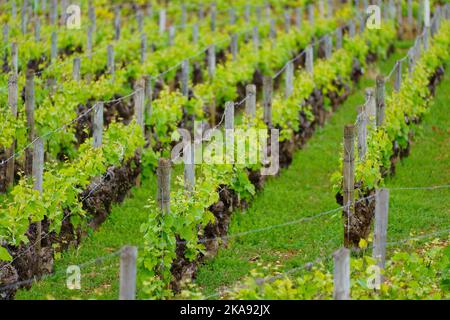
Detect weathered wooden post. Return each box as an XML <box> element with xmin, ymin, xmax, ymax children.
<box><xmin>336</xmin><ymin>27</ymin><xmax>342</xmax><ymax>50</ymax></box>
<box><xmin>11</xmin><ymin>42</ymin><xmax>18</xmax><ymax>75</ymax></box>
<box><xmin>25</xmin><ymin>69</ymin><xmax>35</xmax><ymax>176</ymax></box>
<box><xmin>295</xmin><ymin>7</ymin><xmax>303</xmax><ymax>28</ymax></box>
<box><xmin>373</xmin><ymin>188</ymin><xmax>389</xmax><ymax>274</ymax></box>
<box><xmin>107</xmin><ymin>44</ymin><xmax>115</xmax><ymax>82</ymax></box>
<box><xmin>134</xmin><ymin>79</ymin><xmax>145</xmax><ymax>134</ymax></box>
<box><xmin>253</xmin><ymin>26</ymin><xmax>260</xmax><ymax>49</ymax></box>
<box><xmin>159</xmin><ymin>9</ymin><xmax>166</xmax><ymax>34</ymax></box>
<box><xmin>343</xmin><ymin>124</ymin><xmax>355</xmax><ymax>247</ymax></box>
<box><xmin>119</xmin><ymin>246</ymin><xmax>137</xmax><ymax>300</ymax></box>
<box><xmin>245</xmin><ymin>84</ymin><xmax>256</xmax><ymax>122</ymax></box>
<box><xmin>357</xmin><ymin>106</ymin><xmax>367</xmax><ymax>160</ymax></box>
<box><xmin>136</xmin><ymin>10</ymin><xmax>143</xmax><ymax>34</ymax></box>
<box><xmin>181</xmin><ymin>59</ymin><xmax>189</xmax><ymax>97</ymax></box>
<box><xmin>325</xmin><ymin>34</ymin><xmax>332</xmax><ymax>59</ymax></box>
<box><xmin>308</xmin><ymin>3</ymin><xmax>314</xmax><ymax>26</ymax></box>
<box><xmin>157</xmin><ymin>158</ymin><xmax>171</xmax><ymax>214</ymax></box>
<box><xmin>32</xmin><ymin>137</ymin><xmax>44</xmax><ymax>275</ymax></box>
<box><xmin>210</xmin><ymin>3</ymin><xmax>216</xmax><ymax>32</ymax></box>
<box><xmin>192</xmin><ymin>24</ymin><xmax>199</xmax><ymax>45</ymax></box>
<box><xmin>34</xmin><ymin>17</ymin><xmax>40</xmax><ymax>42</ymax></box>
<box><xmin>73</xmin><ymin>57</ymin><xmax>81</xmax><ymax>81</ymax></box>
<box><xmin>50</xmin><ymin>31</ymin><xmax>57</xmax><ymax>62</ymax></box>
<box><xmin>270</xmin><ymin>19</ymin><xmax>277</xmax><ymax>39</ymax></box>
<box><xmin>208</xmin><ymin>45</ymin><xmax>216</xmax><ymax>79</ymax></box>
<box><xmin>231</xmin><ymin>33</ymin><xmax>238</xmax><ymax>60</ymax></box>
<box><xmin>285</xmin><ymin>61</ymin><xmax>294</xmax><ymax>98</ymax></box>
<box><xmin>365</xmin><ymin>88</ymin><xmax>376</xmax><ymax>128</ymax></box>
<box><xmin>375</xmin><ymin>76</ymin><xmax>385</xmax><ymax>127</ymax></box>
<box><xmin>225</xmin><ymin>101</ymin><xmax>235</xmax><ymax>164</ymax></box>
<box><xmin>168</xmin><ymin>26</ymin><xmax>176</xmax><ymax>46</ymax></box>
<box><xmin>93</xmin><ymin>102</ymin><xmax>103</xmax><ymax>148</ymax></box>
<box><xmin>5</xmin><ymin>74</ymin><xmax>19</xmax><ymax>190</ymax></box>
<box><xmin>284</xmin><ymin>10</ymin><xmax>291</xmax><ymax>32</ymax></box>
<box><xmin>114</xmin><ymin>5</ymin><xmax>121</xmax><ymax>40</ymax></box>
<box><xmin>394</xmin><ymin>60</ymin><xmax>402</xmax><ymax>92</ymax></box>
<box><xmin>263</xmin><ymin>76</ymin><xmax>273</xmax><ymax>128</ymax></box>
<box><xmin>333</xmin><ymin>248</ymin><xmax>350</xmax><ymax>300</ymax></box>
<box><xmin>87</xmin><ymin>26</ymin><xmax>93</xmax><ymax>60</ymax></box>
<box><xmin>141</xmin><ymin>33</ymin><xmax>147</xmax><ymax>64</ymax></box>
<box><xmin>305</xmin><ymin>45</ymin><xmax>314</xmax><ymax>75</ymax></box>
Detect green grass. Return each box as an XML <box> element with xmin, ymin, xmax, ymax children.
<box><xmin>16</xmin><ymin>41</ymin><xmax>449</xmax><ymax>300</ymax></box>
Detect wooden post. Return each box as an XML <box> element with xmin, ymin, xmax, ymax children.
<box><xmin>225</xmin><ymin>101</ymin><xmax>235</xmax><ymax>164</ymax></box>
<box><xmin>263</xmin><ymin>76</ymin><xmax>273</xmax><ymax>128</ymax></box>
<box><xmin>181</xmin><ymin>59</ymin><xmax>189</xmax><ymax>97</ymax></box>
<box><xmin>349</xmin><ymin>20</ymin><xmax>356</xmax><ymax>38</ymax></box>
<box><xmin>424</xmin><ymin>0</ymin><xmax>430</xmax><ymax>27</ymax></box>
<box><xmin>284</xmin><ymin>10</ymin><xmax>291</xmax><ymax>33</ymax></box>
<box><xmin>21</xmin><ymin>0</ymin><xmax>27</xmax><ymax>34</ymax></box>
<box><xmin>423</xmin><ymin>26</ymin><xmax>429</xmax><ymax>50</ymax></box>
<box><xmin>210</xmin><ymin>4</ymin><xmax>216</xmax><ymax>31</ymax></box>
<box><xmin>141</xmin><ymin>33</ymin><xmax>147</xmax><ymax>64</ymax></box>
<box><xmin>34</xmin><ymin>17</ymin><xmax>40</xmax><ymax>42</ymax></box>
<box><xmin>159</xmin><ymin>9</ymin><xmax>166</xmax><ymax>34</ymax></box>
<box><xmin>134</xmin><ymin>79</ymin><xmax>145</xmax><ymax>133</ymax></box>
<box><xmin>336</xmin><ymin>27</ymin><xmax>342</xmax><ymax>50</ymax></box>
<box><xmin>325</xmin><ymin>34</ymin><xmax>332</xmax><ymax>59</ymax></box>
<box><xmin>319</xmin><ymin>0</ymin><xmax>325</xmax><ymax>18</ymax></box>
<box><xmin>397</xmin><ymin>0</ymin><xmax>402</xmax><ymax>34</ymax></box>
<box><xmin>88</xmin><ymin>0</ymin><xmax>96</xmax><ymax>30</ymax></box>
<box><xmin>11</xmin><ymin>0</ymin><xmax>17</xmax><ymax>19</ymax></box>
<box><xmin>343</xmin><ymin>125</ymin><xmax>355</xmax><ymax>247</ymax></box>
<box><xmin>375</xmin><ymin>75</ymin><xmax>385</xmax><ymax>127</ymax></box>
<box><xmin>157</xmin><ymin>158</ymin><xmax>171</xmax><ymax>214</ymax></box>
<box><xmin>245</xmin><ymin>4</ymin><xmax>251</xmax><ymax>24</ymax></box>
<box><xmin>208</xmin><ymin>44</ymin><xmax>216</xmax><ymax>79</ymax></box>
<box><xmin>229</xmin><ymin>7</ymin><xmax>236</xmax><ymax>25</ymax></box>
<box><xmin>168</xmin><ymin>26</ymin><xmax>175</xmax><ymax>46</ymax></box>
<box><xmin>87</xmin><ymin>26</ymin><xmax>93</xmax><ymax>60</ymax></box>
<box><xmin>114</xmin><ymin>5</ymin><xmax>121</xmax><ymax>41</ymax></box>
<box><xmin>285</xmin><ymin>61</ymin><xmax>294</xmax><ymax>98</ymax></box>
<box><xmin>359</xmin><ymin>12</ymin><xmax>365</xmax><ymax>34</ymax></box>
<box><xmin>107</xmin><ymin>44</ymin><xmax>114</xmax><ymax>82</ymax></box>
<box><xmin>407</xmin><ymin>49</ymin><xmax>415</xmax><ymax>75</ymax></box>
<box><xmin>407</xmin><ymin>0</ymin><xmax>413</xmax><ymax>27</ymax></box>
<box><xmin>269</xmin><ymin>19</ymin><xmax>276</xmax><ymax>39</ymax></box>
<box><xmin>5</xmin><ymin>74</ymin><xmax>18</xmax><ymax>189</ymax></box>
<box><xmin>333</xmin><ymin>248</ymin><xmax>350</xmax><ymax>300</ymax></box>
<box><xmin>373</xmin><ymin>188</ymin><xmax>389</xmax><ymax>271</ymax></box>
<box><xmin>119</xmin><ymin>246</ymin><xmax>137</xmax><ymax>300</ymax></box>
<box><xmin>50</xmin><ymin>31</ymin><xmax>57</xmax><ymax>62</ymax></box>
<box><xmin>136</xmin><ymin>10</ymin><xmax>143</xmax><ymax>34</ymax></box>
<box><xmin>184</xmin><ymin>142</ymin><xmax>195</xmax><ymax>194</ymax></box>
<box><xmin>61</xmin><ymin>0</ymin><xmax>68</xmax><ymax>26</ymax></box>
<box><xmin>308</xmin><ymin>4</ymin><xmax>314</xmax><ymax>26</ymax></box>
<box><xmin>181</xmin><ymin>3</ymin><xmax>187</xmax><ymax>29</ymax></box>
<box><xmin>295</xmin><ymin>7</ymin><xmax>302</xmax><ymax>28</ymax></box>
<box><xmin>245</xmin><ymin>84</ymin><xmax>256</xmax><ymax>121</ymax></box>
<box><xmin>394</xmin><ymin>60</ymin><xmax>402</xmax><ymax>92</ymax></box>
<box><xmin>357</xmin><ymin>106</ymin><xmax>367</xmax><ymax>160</ymax></box>
<box><xmin>72</xmin><ymin>57</ymin><xmax>80</xmax><ymax>81</ymax></box>
<box><xmin>11</xmin><ymin>42</ymin><xmax>18</xmax><ymax>74</ymax></box>
<box><xmin>305</xmin><ymin>45</ymin><xmax>314</xmax><ymax>75</ymax></box>
<box><xmin>365</xmin><ymin>88</ymin><xmax>376</xmax><ymax>128</ymax></box>
<box><xmin>25</xmin><ymin>69</ymin><xmax>35</xmax><ymax>176</ymax></box>
<box><xmin>32</xmin><ymin>137</ymin><xmax>44</xmax><ymax>275</ymax></box>
<box><xmin>328</xmin><ymin>0</ymin><xmax>333</xmax><ymax>18</ymax></box>
<box><xmin>231</xmin><ymin>33</ymin><xmax>238</xmax><ymax>60</ymax></box>
<box><xmin>93</xmin><ymin>102</ymin><xmax>103</xmax><ymax>148</ymax></box>
<box><xmin>253</xmin><ymin>26</ymin><xmax>259</xmax><ymax>49</ymax></box>
<box><xmin>144</xmin><ymin>76</ymin><xmax>153</xmax><ymax>125</ymax></box>
<box><xmin>192</xmin><ymin>24</ymin><xmax>199</xmax><ymax>44</ymax></box>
